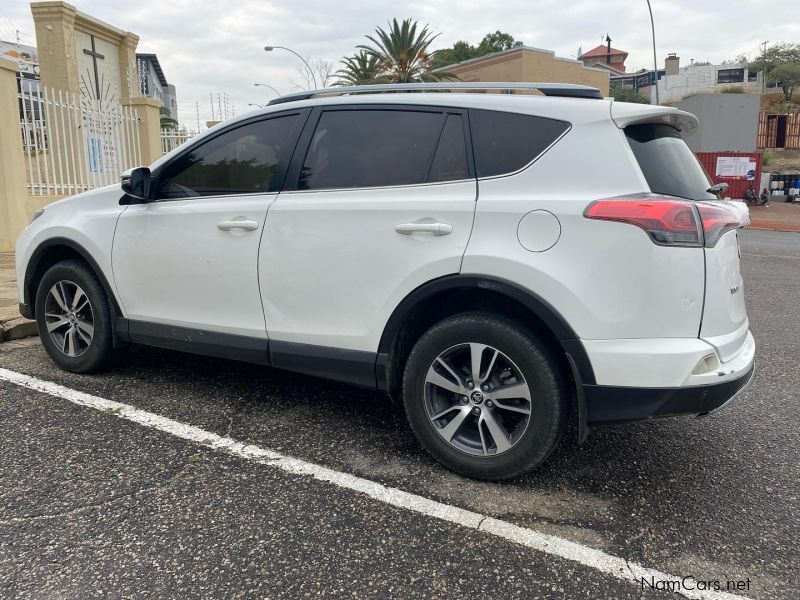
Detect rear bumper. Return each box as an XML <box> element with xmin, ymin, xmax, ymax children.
<box><xmin>581</xmin><ymin>330</ymin><xmax>755</xmax><ymax>424</ymax></box>
<box><xmin>583</xmin><ymin>363</ymin><xmax>754</xmax><ymax>423</ymax></box>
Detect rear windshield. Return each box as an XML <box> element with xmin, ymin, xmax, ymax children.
<box><xmin>626</xmin><ymin>123</ymin><xmax>715</xmax><ymax>200</ymax></box>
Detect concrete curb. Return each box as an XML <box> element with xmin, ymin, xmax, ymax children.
<box><xmin>747</xmin><ymin>226</ymin><xmax>800</xmax><ymax>233</ymax></box>
<box><xmin>0</xmin><ymin>318</ymin><xmax>38</xmax><ymax>343</ymax></box>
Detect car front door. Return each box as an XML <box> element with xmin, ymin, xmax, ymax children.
<box><xmin>259</xmin><ymin>106</ymin><xmax>477</xmax><ymax>378</ymax></box>
<box><xmin>112</xmin><ymin>111</ymin><xmax>306</xmax><ymax>351</ymax></box>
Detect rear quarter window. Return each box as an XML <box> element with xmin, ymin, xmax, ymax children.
<box><xmin>469</xmin><ymin>109</ymin><xmax>570</xmax><ymax>178</ymax></box>
<box><xmin>626</xmin><ymin>123</ymin><xmax>716</xmax><ymax>201</ymax></box>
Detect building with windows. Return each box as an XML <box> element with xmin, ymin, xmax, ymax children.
<box><xmin>433</xmin><ymin>46</ymin><xmax>609</xmax><ymax>96</ymax></box>
<box><xmin>0</xmin><ymin>40</ymin><xmax>39</xmax><ymax>81</ymax></box>
<box><xmin>136</xmin><ymin>53</ymin><xmax>178</xmax><ymax>122</ymax></box>
<box><xmin>611</xmin><ymin>54</ymin><xmax>763</xmax><ymax>104</ymax></box>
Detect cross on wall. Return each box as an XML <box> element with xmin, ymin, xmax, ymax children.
<box><xmin>82</xmin><ymin>34</ymin><xmax>105</xmax><ymax>100</ymax></box>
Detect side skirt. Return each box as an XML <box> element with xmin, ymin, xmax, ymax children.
<box><xmin>119</xmin><ymin>319</ymin><xmax>269</xmax><ymax>365</ymax></box>
<box><xmin>116</xmin><ymin>319</ymin><xmax>378</xmax><ymax>388</ymax></box>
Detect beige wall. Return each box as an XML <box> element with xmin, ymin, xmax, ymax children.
<box><xmin>31</xmin><ymin>1</ymin><xmax>140</xmax><ymax>98</ymax></box>
<box><xmin>0</xmin><ymin>56</ymin><xmax>67</xmax><ymax>250</ymax></box>
<box><xmin>445</xmin><ymin>48</ymin><xmax>610</xmax><ymax>96</ymax></box>
<box><xmin>0</xmin><ymin>59</ymin><xmax>30</xmax><ymax>252</ymax></box>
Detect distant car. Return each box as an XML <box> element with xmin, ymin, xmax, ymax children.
<box><xmin>16</xmin><ymin>83</ymin><xmax>755</xmax><ymax>480</ymax></box>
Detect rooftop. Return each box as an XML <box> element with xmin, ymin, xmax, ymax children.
<box><xmin>580</xmin><ymin>44</ymin><xmax>628</xmax><ymax>59</ymax></box>
<box><xmin>136</xmin><ymin>53</ymin><xmax>168</xmax><ymax>87</ymax></box>
<box><xmin>433</xmin><ymin>45</ymin><xmax>608</xmax><ymax>74</ymax></box>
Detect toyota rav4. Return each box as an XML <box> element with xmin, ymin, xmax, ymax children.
<box><xmin>15</xmin><ymin>82</ymin><xmax>755</xmax><ymax>480</ymax></box>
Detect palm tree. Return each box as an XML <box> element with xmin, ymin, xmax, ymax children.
<box><xmin>334</xmin><ymin>51</ymin><xmax>384</xmax><ymax>86</ymax></box>
<box><xmin>159</xmin><ymin>106</ymin><xmax>178</xmax><ymax>130</ymax></box>
<box><xmin>358</xmin><ymin>18</ymin><xmax>455</xmax><ymax>83</ymax></box>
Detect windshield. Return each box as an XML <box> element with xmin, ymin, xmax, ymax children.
<box><xmin>626</xmin><ymin>123</ymin><xmax>716</xmax><ymax>201</ymax></box>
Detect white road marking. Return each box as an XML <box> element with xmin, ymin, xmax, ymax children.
<box><xmin>0</xmin><ymin>367</ymin><xmax>749</xmax><ymax>600</ymax></box>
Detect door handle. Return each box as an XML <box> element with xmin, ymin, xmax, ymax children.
<box><xmin>217</xmin><ymin>220</ymin><xmax>259</xmax><ymax>232</ymax></box>
<box><xmin>395</xmin><ymin>222</ymin><xmax>453</xmax><ymax>236</ymax></box>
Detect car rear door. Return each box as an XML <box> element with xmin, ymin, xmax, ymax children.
<box><xmin>259</xmin><ymin>105</ymin><xmax>477</xmax><ymax>374</ymax></box>
<box><xmin>623</xmin><ymin>120</ymin><xmax>750</xmax><ymax>359</ymax></box>
<box><xmin>697</xmin><ymin>211</ymin><xmax>749</xmax><ymax>361</ymax></box>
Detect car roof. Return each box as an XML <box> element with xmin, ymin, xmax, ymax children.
<box><xmin>152</xmin><ymin>90</ymin><xmax>698</xmax><ymax>170</ymax></box>
<box><xmin>250</xmin><ymin>92</ymin><xmax>613</xmax><ymax>124</ymax></box>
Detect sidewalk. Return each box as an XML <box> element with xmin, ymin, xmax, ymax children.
<box><xmin>748</xmin><ymin>201</ymin><xmax>800</xmax><ymax>232</ymax></box>
<box><xmin>0</xmin><ymin>252</ymin><xmax>37</xmax><ymax>342</ymax></box>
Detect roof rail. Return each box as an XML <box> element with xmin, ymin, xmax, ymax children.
<box><xmin>267</xmin><ymin>82</ymin><xmax>603</xmax><ymax>105</ymax></box>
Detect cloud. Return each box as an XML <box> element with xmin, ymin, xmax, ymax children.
<box><xmin>2</xmin><ymin>0</ymin><xmax>797</xmax><ymax>126</ymax></box>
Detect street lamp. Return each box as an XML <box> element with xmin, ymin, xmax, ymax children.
<box><xmin>248</xmin><ymin>103</ymin><xmax>264</xmax><ymax>109</ymax></box>
<box><xmin>646</xmin><ymin>0</ymin><xmax>660</xmax><ymax>105</ymax></box>
<box><xmin>264</xmin><ymin>45</ymin><xmax>318</xmax><ymax>89</ymax></box>
<box><xmin>254</xmin><ymin>82</ymin><xmax>280</xmax><ymax>96</ymax></box>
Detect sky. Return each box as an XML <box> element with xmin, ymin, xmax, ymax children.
<box><xmin>0</xmin><ymin>0</ymin><xmax>796</xmax><ymax>127</ymax></box>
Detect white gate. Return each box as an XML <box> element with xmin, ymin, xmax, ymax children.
<box><xmin>161</xmin><ymin>128</ymin><xmax>200</xmax><ymax>155</ymax></box>
<box><xmin>18</xmin><ymin>79</ymin><xmax>142</xmax><ymax>196</ymax></box>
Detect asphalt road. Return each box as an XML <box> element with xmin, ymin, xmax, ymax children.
<box><xmin>1</xmin><ymin>228</ymin><xmax>798</xmax><ymax>599</ymax></box>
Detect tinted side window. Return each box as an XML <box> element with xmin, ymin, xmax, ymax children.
<box><xmin>299</xmin><ymin>110</ymin><xmax>443</xmax><ymax>190</ymax></box>
<box><xmin>428</xmin><ymin>114</ymin><xmax>469</xmax><ymax>183</ymax></box>
<box><xmin>626</xmin><ymin>123</ymin><xmax>715</xmax><ymax>201</ymax></box>
<box><xmin>157</xmin><ymin>115</ymin><xmax>298</xmax><ymax>198</ymax></box>
<box><xmin>470</xmin><ymin>109</ymin><xmax>569</xmax><ymax>177</ymax></box>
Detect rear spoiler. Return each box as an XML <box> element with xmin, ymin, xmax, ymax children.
<box><xmin>610</xmin><ymin>101</ymin><xmax>699</xmax><ymax>136</ymax></box>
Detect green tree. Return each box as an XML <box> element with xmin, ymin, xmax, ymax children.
<box><xmin>477</xmin><ymin>31</ymin><xmax>523</xmax><ymax>55</ymax></box>
<box><xmin>359</xmin><ymin>18</ymin><xmax>454</xmax><ymax>83</ymax></box>
<box><xmin>766</xmin><ymin>62</ymin><xmax>800</xmax><ymax>102</ymax></box>
<box><xmin>434</xmin><ymin>31</ymin><xmax>523</xmax><ymax>69</ymax></box>
<box><xmin>610</xmin><ymin>87</ymin><xmax>650</xmax><ymax>104</ymax></box>
<box><xmin>159</xmin><ymin>106</ymin><xmax>177</xmax><ymax>130</ymax></box>
<box><xmin>334</xmin><ymin>50</ymin><xmax>385</xmax><ymax>86</ymax></box>
<box><xmin>748</xmin><ymin>43</ymin><xmax>800</xmax><ymax>100</ymax></box>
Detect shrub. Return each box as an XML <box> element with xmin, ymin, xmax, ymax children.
<box><xmin>611</xmin><ymin>88</ymin><xmax>651</xmax><ymax>104</ymax></box>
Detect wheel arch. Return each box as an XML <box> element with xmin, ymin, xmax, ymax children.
<box><xmin>376</xmin><ymin>274</ymin><xmax>595</xmax><ymax>438</ymax></box>
<box><xmin>23</xmin><ymin>237</ymin><xmax>122</xmax><ymax>320</ymax></box>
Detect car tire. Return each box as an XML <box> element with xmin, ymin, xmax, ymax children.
<box><xmin>402</xmin><ymin>312</ymin><xmax>567</xmax><ymax>480</ymax></box>
<box><xmin>35</xmin><ymin>259</ymin><xmax>116</xmax><ymax>373</ymax></box>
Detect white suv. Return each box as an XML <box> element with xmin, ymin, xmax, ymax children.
<box><xmin>16</xmin><ymin>83</ymin><xmax>755</xmax><ymax>480</ymax></box>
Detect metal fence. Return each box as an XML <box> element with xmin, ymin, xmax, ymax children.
<box><xmin>18</xmin><ymin>79</ymin><xmax>142</xmax><ymax>196</ymax></box>
<box><xmin>161</xmin><ymin>128</ymin><xmax>200</xmax><ymax>155</ymax></box>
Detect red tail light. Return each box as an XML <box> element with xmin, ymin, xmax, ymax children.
<box><xmin>585</xmin><ymin>196</ymin><xmax>702</xmax><ymax>246</ymax></box>
<box><xmin>695</xmin><ymin>202</ymin><xmax>740</xmax><ymax>247</ymax></box>
<box><xmin>585</xmin><ymin>196</ymin><xmax>739</xmax><ymax>248</ymax></box>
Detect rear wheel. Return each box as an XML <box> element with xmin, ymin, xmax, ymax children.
<box><xmin>35</xmin><ymin>260</ymin><xmax>116</xmax><ymax>373</ymax></box>
<box><xmin>402</xmin><ymin>312</ymin><xmax>567</xmax><ymax>480</ymax></box>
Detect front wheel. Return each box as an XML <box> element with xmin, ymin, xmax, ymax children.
<box><xmin>35</xmin><ymin>259</ymin><xmax>116</xmax><ymax>373</ymax></box>
<box><xmin>402</xmin><ymin>312</ymin><xmax>567</xmax><ymax>480</ymax></box>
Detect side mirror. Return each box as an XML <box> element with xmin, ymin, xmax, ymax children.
<box><xmin>120</xmin><ymin>167</ymin><xmax>152</xmax><ymax>204</ymax></box>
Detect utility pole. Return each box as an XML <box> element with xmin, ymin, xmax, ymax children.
<box><xmin>760</xmin><ymin>41</ymin><xmax>768</xmax><ymax>93</ymax></box>
<box><xmin>646</xmin><ymin>0</ymin><xmax>659</xmax><ymax>105</ymax></box>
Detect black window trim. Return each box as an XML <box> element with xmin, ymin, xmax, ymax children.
<box><xmin>716</xmin><ymin>68</ymin><xmax>745</xmax><ymax>84</ymax></box>
<box><xmin>281</xmin><ymin>103</ymin><xmax>476</xmax><ymax>193</ymax></box>
<box><xmin>150</xmin><ymin>108</ymin><xmax>311</xmax><ymax>202</ymax></box>
<box><xmin>468</xmin><ymin>108</ymin><xmax>572</xmax><ymax>181</ymax></box>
